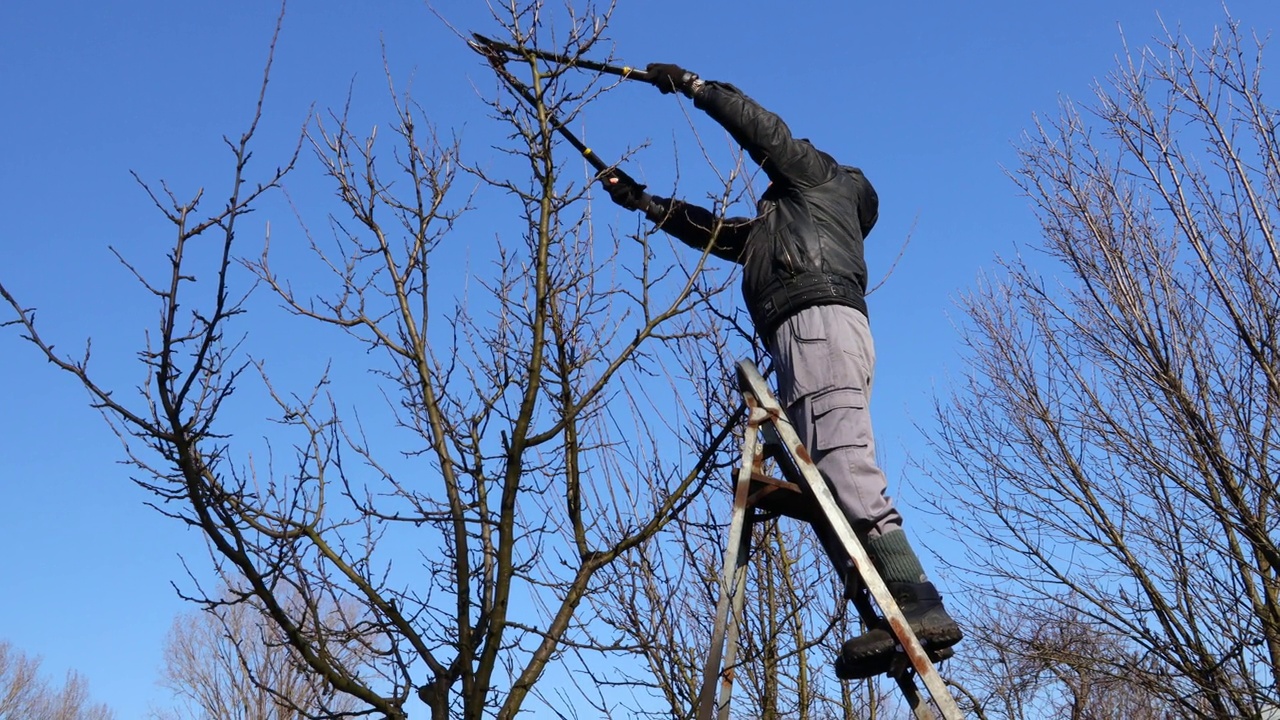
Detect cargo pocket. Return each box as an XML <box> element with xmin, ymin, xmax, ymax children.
<box><xmin>811</xmin><ymin>387</ymin><xmax>870</xmax><ymax>452</ymax></box>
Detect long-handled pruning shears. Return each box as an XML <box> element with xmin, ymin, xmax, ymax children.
<box><xmin>467</xmin><ymin>33</ymin><xmax>651</xmax><ymax>177</ymax></box>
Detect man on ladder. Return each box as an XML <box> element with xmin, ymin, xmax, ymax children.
<box><xmin>601</xmin><ymin>63</ymin><xmax>962</xmax><ymax>675</ymax></box>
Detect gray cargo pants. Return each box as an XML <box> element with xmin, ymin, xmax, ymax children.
<box><xmin>766</xmin><ymin>304</ymin><xmax>904</xmax><ymax>567</ymax></box>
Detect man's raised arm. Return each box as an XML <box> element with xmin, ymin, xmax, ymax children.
<box><xmin>645</xmin><ymin>64</ymin><xmax>838</xmax><ymax>189</ymax></box>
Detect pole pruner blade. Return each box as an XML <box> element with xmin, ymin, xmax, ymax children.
<box><xmin>467</xmin><ymin>33</ymin><xmax>510</xmax><ymax>67</ymax></box>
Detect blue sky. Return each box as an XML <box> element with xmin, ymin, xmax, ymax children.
<box><xmin>1</xmin><ymin>1</ymin><xmax>1276</xmax><ymax>716</ymax></box>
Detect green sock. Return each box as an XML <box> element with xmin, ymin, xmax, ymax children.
<box><xmin>867</xmin><ymin>530</ymin><xmax>928</xmax><ymax>584</ymax></box>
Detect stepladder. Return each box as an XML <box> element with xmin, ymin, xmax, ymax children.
<box><xmin>696</xmin><ymin>359</ymin><xmax>964</xmax><ymax>720</ymax></box>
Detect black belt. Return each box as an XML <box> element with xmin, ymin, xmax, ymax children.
<box><xmin>754</xmin><ymin>274</ymin><xmax>867</xmax><ymax>338</ymax></box>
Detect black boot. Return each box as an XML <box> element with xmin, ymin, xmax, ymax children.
<box><xmin>837</xmin><ymin>582</ymin><xmax>962</xmax><ymax>670</ymax></box>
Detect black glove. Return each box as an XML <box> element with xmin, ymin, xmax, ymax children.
<box><xmin>645</xmin><ymin>63</ymin><xmax>697</xmax><ymax>95</ymax></box>
<box><xmin>600</xmin><ymin>169</ymin><xmax>652</xmax><ymax>213</ymax></box>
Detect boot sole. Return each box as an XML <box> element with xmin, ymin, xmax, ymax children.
<box><xmin>840</xmin><ymin>624</ymin><xmax>963</xmax><ymax>662</ymax></box>
<box><xmin>834</xmin><ymin>645</ymin><xmax>956</xmax><ymax>680</ymax></box>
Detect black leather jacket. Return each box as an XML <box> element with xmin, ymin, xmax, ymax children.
<box><xmin>645</xmin><ymin>81</ymin><xmax>879</xmax><ymax>340</ymax></box>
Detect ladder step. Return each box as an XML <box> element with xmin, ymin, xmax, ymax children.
<box><xmin>738</xmin><ymin>469</ymin><xmax>815</xmax><ymax>522</ymax></box>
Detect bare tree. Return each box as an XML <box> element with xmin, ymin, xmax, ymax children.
<box><xmin>948</xmin><ymin>603</ymin><xmax>1179</xmax><ymax>720</ymax></box>
<box><xmin>926</xmin><ymin>12</ymin><xmax>1280</xmax><ymax>719</ymax></box>
<box><xmin>152</xmin><ymin>590</ymin><xmax>368</xmax><ymax>720</ymax></box>
<box><xmin>0</xmin><ymin>2</ymin><xmax>756</xmax><ymax>718</ymax></box>
<box><xmin>0</xmin><ymin>640</ymin><xmax>114</xmax><ymax>720</ymax></box>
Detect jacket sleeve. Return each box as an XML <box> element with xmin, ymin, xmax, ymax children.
<box><xmin>692</xmin><ymin>81</ymin><xmax>837</xmax><ymax>189</ymax></box>
<box><xmin>644</xmin><ymin>196</ymin><xmax>753</xmax><ymax>264</ymax></box>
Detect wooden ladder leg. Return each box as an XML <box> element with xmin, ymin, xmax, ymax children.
<box><xmin>715</xmin><ymin>513</ymin><xmax>753</xmax><ymax>720</ymax></box>
<box><xmin>696</xmin><ymin>413</ymin><xmax>763</xmax><ymax>720</ymax></box>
